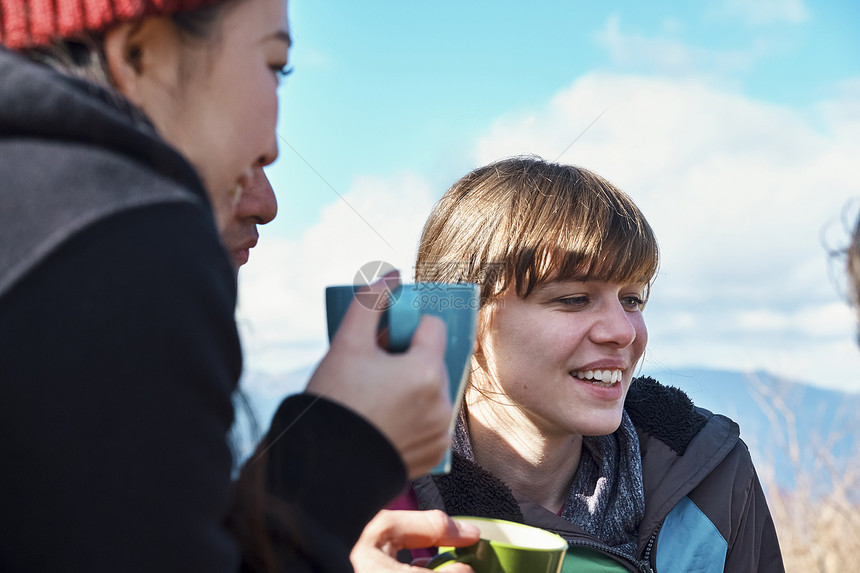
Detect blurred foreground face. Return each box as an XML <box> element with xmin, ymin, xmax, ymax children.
<box><xmin>221</xmin><ymin>166</ymin><xmax>278</xmax><ymax>270</ymax></box>
<box><xmin>132</xmin><ymin>0</ymin><xmax>288</xmax><ymax>238</ymax></box>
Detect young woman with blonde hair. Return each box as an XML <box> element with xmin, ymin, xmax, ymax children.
<box><xmin>402</xmin><ymin>156</ymin><xmax>784</xmax><ymax>572</ymax></box>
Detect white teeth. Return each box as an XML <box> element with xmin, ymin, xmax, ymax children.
<box><xmin>573</xmin><ymin>369</ymin><xmax>623</xmax><ymax>386</ymax></box>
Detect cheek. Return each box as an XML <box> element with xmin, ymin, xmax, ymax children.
<box><xmin>238</xmin><ymin>61</ymin><xmax>279</xmax><ymax>130</ymax></box>
<box><xmin>233</xmin><ymin>73</ymin><xmax>279</xmax><ymax>162</ymax></box>
<box><xmin>632</xmin><ymin>315</ymin><xmax>648</xmax><ymax>358</ymax></box>
<box><xmin>217</xmin><ymin>212</ymin><xmax>241</xmax><ymax>248</ymax></box>
<box><xmin>205</xmin><ymin>70</ymin><xmax>278</xmax><ymax>191</ymax></box>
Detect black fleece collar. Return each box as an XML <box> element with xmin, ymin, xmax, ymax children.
<box><xmin>624</xmin><ymin>376</ymin><xmax>708</xmax><ymax>456</ymax></box>
<box><xmin>414</xmin><ymin>377</ymin><xmax>708</xmax><ymax>522</ymax></box>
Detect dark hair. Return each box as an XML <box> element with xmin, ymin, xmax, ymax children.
<box><xmin>21</xmin><ymin>2</ymin><xmax>236</xmax><ymax>88</ymax></box>
<box><xmin>23</xmin><ymin>5</ymin><xmax>291</xmax><ymax>570</ymax></box>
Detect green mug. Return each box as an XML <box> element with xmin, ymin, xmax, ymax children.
<box><xmin>428</xmin><ymin>517</ymin><xmax>568</xmax><ymax>573</ymax></box>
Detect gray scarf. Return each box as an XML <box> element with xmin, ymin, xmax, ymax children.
<box><xmin>453</xmin><ymin>409</ymin><xmax>645</xmax><ymax>559</ymax></box>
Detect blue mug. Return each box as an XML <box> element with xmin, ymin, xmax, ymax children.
<box><xmin>325</xmin><ymin>282</ymin><xmax>480</xmax><ymax>474</ymax></box>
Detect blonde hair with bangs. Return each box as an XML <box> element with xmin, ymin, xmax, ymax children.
<box><xmin>415</xmin><ymin>156</ymin><xmax>659</xmax><ymax>303</ymax></box>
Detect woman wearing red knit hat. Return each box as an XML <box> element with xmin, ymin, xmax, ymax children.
<box><xmin>0</xmin><ymin>1</ymin><xmax>478</xmax><ymax>571</ymax></box>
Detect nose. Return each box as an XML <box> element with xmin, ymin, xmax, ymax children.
<box><xmin>261</xmin><ymin>138</ymin><xmax>279</xmax><ymax>167</ymax></box>
<box><xmin>235</xmin><ymin>166</ymin><xmax>278</xmax><ymax>224</ymax></box>
<box><xmin>589</xmin><ymin>301</ymin><xmax>638</xmax><ymax>348</ymax></box>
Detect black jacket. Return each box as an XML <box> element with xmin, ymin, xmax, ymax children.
<box><xmin>0</xmin><ymin>49</ymin><xmax>404</xmax><ymax>572</ymax></box>
<box><xmin>412</xmin><ymin>377</ymin><xmax>785</xmax><ymax>572</ymax></box>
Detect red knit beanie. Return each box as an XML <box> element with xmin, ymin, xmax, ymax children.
<box><xmin>0</xmin><ymin>0</ymin><xmax>226</xmax><ymax>50</ymax></box>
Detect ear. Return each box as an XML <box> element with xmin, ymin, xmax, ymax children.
<box><xmin>474</xmin><ymin>303</ymin><xmax>495</xmax><ymax>354</ymax></box>
<box><xmin>103</xmin><ymin>18</ymin><xmax>180</xmax><ymax>109</ymax></box>
<box><xmin>103</xmin><ymin>22</ymin><xmax>143</xmax><ymax>105</ymax></box>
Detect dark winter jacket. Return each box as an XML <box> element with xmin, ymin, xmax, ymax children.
<box><xmin>0</xmin><ymin>48</ymin><xmax>404</xmax><ymax>572</ymax></box>
<box><xmin>412</xmin><ymin>377</ymin><xmax>785</xmax><ymax>572</ymax></box>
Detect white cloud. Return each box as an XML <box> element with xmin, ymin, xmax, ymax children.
<box><xmin>716</xmin><ymin>0</ymin><xmax>809</xmax><ymax>25</ymax></box>
<box><xmin>594</xmin><ymin>15</ymin><xmax>756</xmax><ymax>77</ymax></box>
<box><xmin>818</xmin><ymin>78</ymin><xmax>860</xmax><ymax>143</ymax></box>
<box><xmin>474</xmin><ymin>72</ymin><xmax>860</xmax><ymax>392</ymax></box>
<box><xmin>596</xmin><ymin>15</ymin><xmax>695</xmax><ymax>73</ymax></box>
<box><xmin>723</xmin><ymin>303</ymin><xmax>853</xmax><ymax>336</ymax></box>
<box><xmin>237</xmin><ymin>70</ymin><xmax>860</xmax><ymax>394</ymax></box>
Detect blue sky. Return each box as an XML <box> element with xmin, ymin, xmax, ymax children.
<box><xmin>237</xmin><ymin>0</ymin><xmax>860</xmax><ymax>395</ymax></box>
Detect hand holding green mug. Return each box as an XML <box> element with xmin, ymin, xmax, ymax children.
<box><xmin>428</xmin><ymin>517</ymin><xmax>568</xmax><ymax>573</ymax></box>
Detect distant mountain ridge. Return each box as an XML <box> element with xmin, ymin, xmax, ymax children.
<box><xmin>237</xmin><ymin>366</ymin><xmax>859</xmax><ymax>490</ymax></box>
<box><xmin>639</xmin><ymin>367</ymin><xmax>859</xmax><ymax>491</ymax></box>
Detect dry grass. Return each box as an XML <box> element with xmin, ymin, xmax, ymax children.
<box><xmin>767</xmin><ymin>484</ymin><xmax>860</xmax><ymax>572</ymax></box>
<box><xmin>747</xmin><ymin>374</ymin><xmax>860</xmax><ymax>571</ymax></box>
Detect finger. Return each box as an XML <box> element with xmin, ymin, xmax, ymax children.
<box><xmin>425</xmin><ymin>511</ymin><xmax>481</xmax><ymax>547</ymax></box>
<box><xmin>432</xmin><ymin>564</ymin><xmax>475</xmax><ymax>573</ymax></box>
<box><xmin>378</xmin><ymin>510</ymin><xmax>481</xmax><ymax>549</ymax></box>
<box><xmin>376</xmin><ymin>324</ymin><xmax>392</xmax><ymax>350</ymax></box>
<box><xmin>334</xmin><ymin>271</ymin><xmax>401</xmax><ymax>347</ymax></box>
<box><xmin>409</xmin><ymin>557</ymin><xmax>475</xmax><ymax>571</ymax></box>
<box><xmin>405</xmin><ymin>430</ymin><xmax>452</xmax><ymax>479</ymax></box>
<box><xmin>351</xmin><ymin>550</ymin><xmax>415</xmax><ymax>573</ymax></box>
<box><xmin>407</xmin><ymin>314</ymin><xmax>447</xmax><ymax>360</ymax></box>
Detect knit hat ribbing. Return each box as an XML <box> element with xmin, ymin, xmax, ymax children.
<box><xmin>1</xmin><ymin>0</ymin><xmax>224</xmax><ymax>50</ymax></box>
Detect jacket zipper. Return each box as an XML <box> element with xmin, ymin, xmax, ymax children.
<box><xmin>639</xmin><ymin>525</ymin><xmax>661</xmax><ymax>573</ymax></box>
<box><xmin>566</xmin><ymin>538</ymin><xmax>643</xmax><ymax>572</ymax></box>
<box><xmin>564</xmin><ymin>523</ymin><xmax>660</xmax><ymax>573</ymax></box>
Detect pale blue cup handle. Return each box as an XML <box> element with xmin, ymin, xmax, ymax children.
<box><xmin>326</xmin><ymin>285</ymin><xmax>420</xmax><ymax>352</ymax></box>
<box><xmin>385</xmin><ymin>285</ymin><xmax>421</xmax><ymax>352</ymax></box>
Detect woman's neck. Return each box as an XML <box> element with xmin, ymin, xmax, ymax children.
<box><xmin>466</xmin><ymin>399</ymin><xmax>583</xmax><ymax>513</ymax></box>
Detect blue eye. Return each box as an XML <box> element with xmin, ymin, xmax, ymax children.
<box><xmin>621</xmin><ymin>296</ymin><xmax>645</xmax><ymax>310</ymax></box>
<box><xmin>559</xmin><ymin>296</ymin><xmax>589</xmax><ymax>309</ymax></box>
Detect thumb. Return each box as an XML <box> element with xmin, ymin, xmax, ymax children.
<box><xmin>333</xmin><ymin>271</ymin><xmax>401</xmax><ymax>349</ymax></box>
<box><xmin>407</xmin><ymin>314</ymin><xmax>447</xmax><ymax>361</ymax></box>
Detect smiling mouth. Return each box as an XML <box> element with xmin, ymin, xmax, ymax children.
<box><xmin>572</xmin><ymin>369</ymin><xmax>623</xmax><ymax>387</ymax></box>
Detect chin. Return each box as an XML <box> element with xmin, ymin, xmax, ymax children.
<box><xmin>580</xmin><ymin>412</ymin><xmax>625</xmax><ymax>437</ymax></box>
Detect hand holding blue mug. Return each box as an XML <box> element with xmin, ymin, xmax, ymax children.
<box><xmin>326</xmin><ymin>279</ymin><xmax>480</xmax><ymax>475</ymax></box>
<box><xmin>306</xmin><ymin>274</ymin><xmax>453</xmax><ymax>478</ymax></box>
